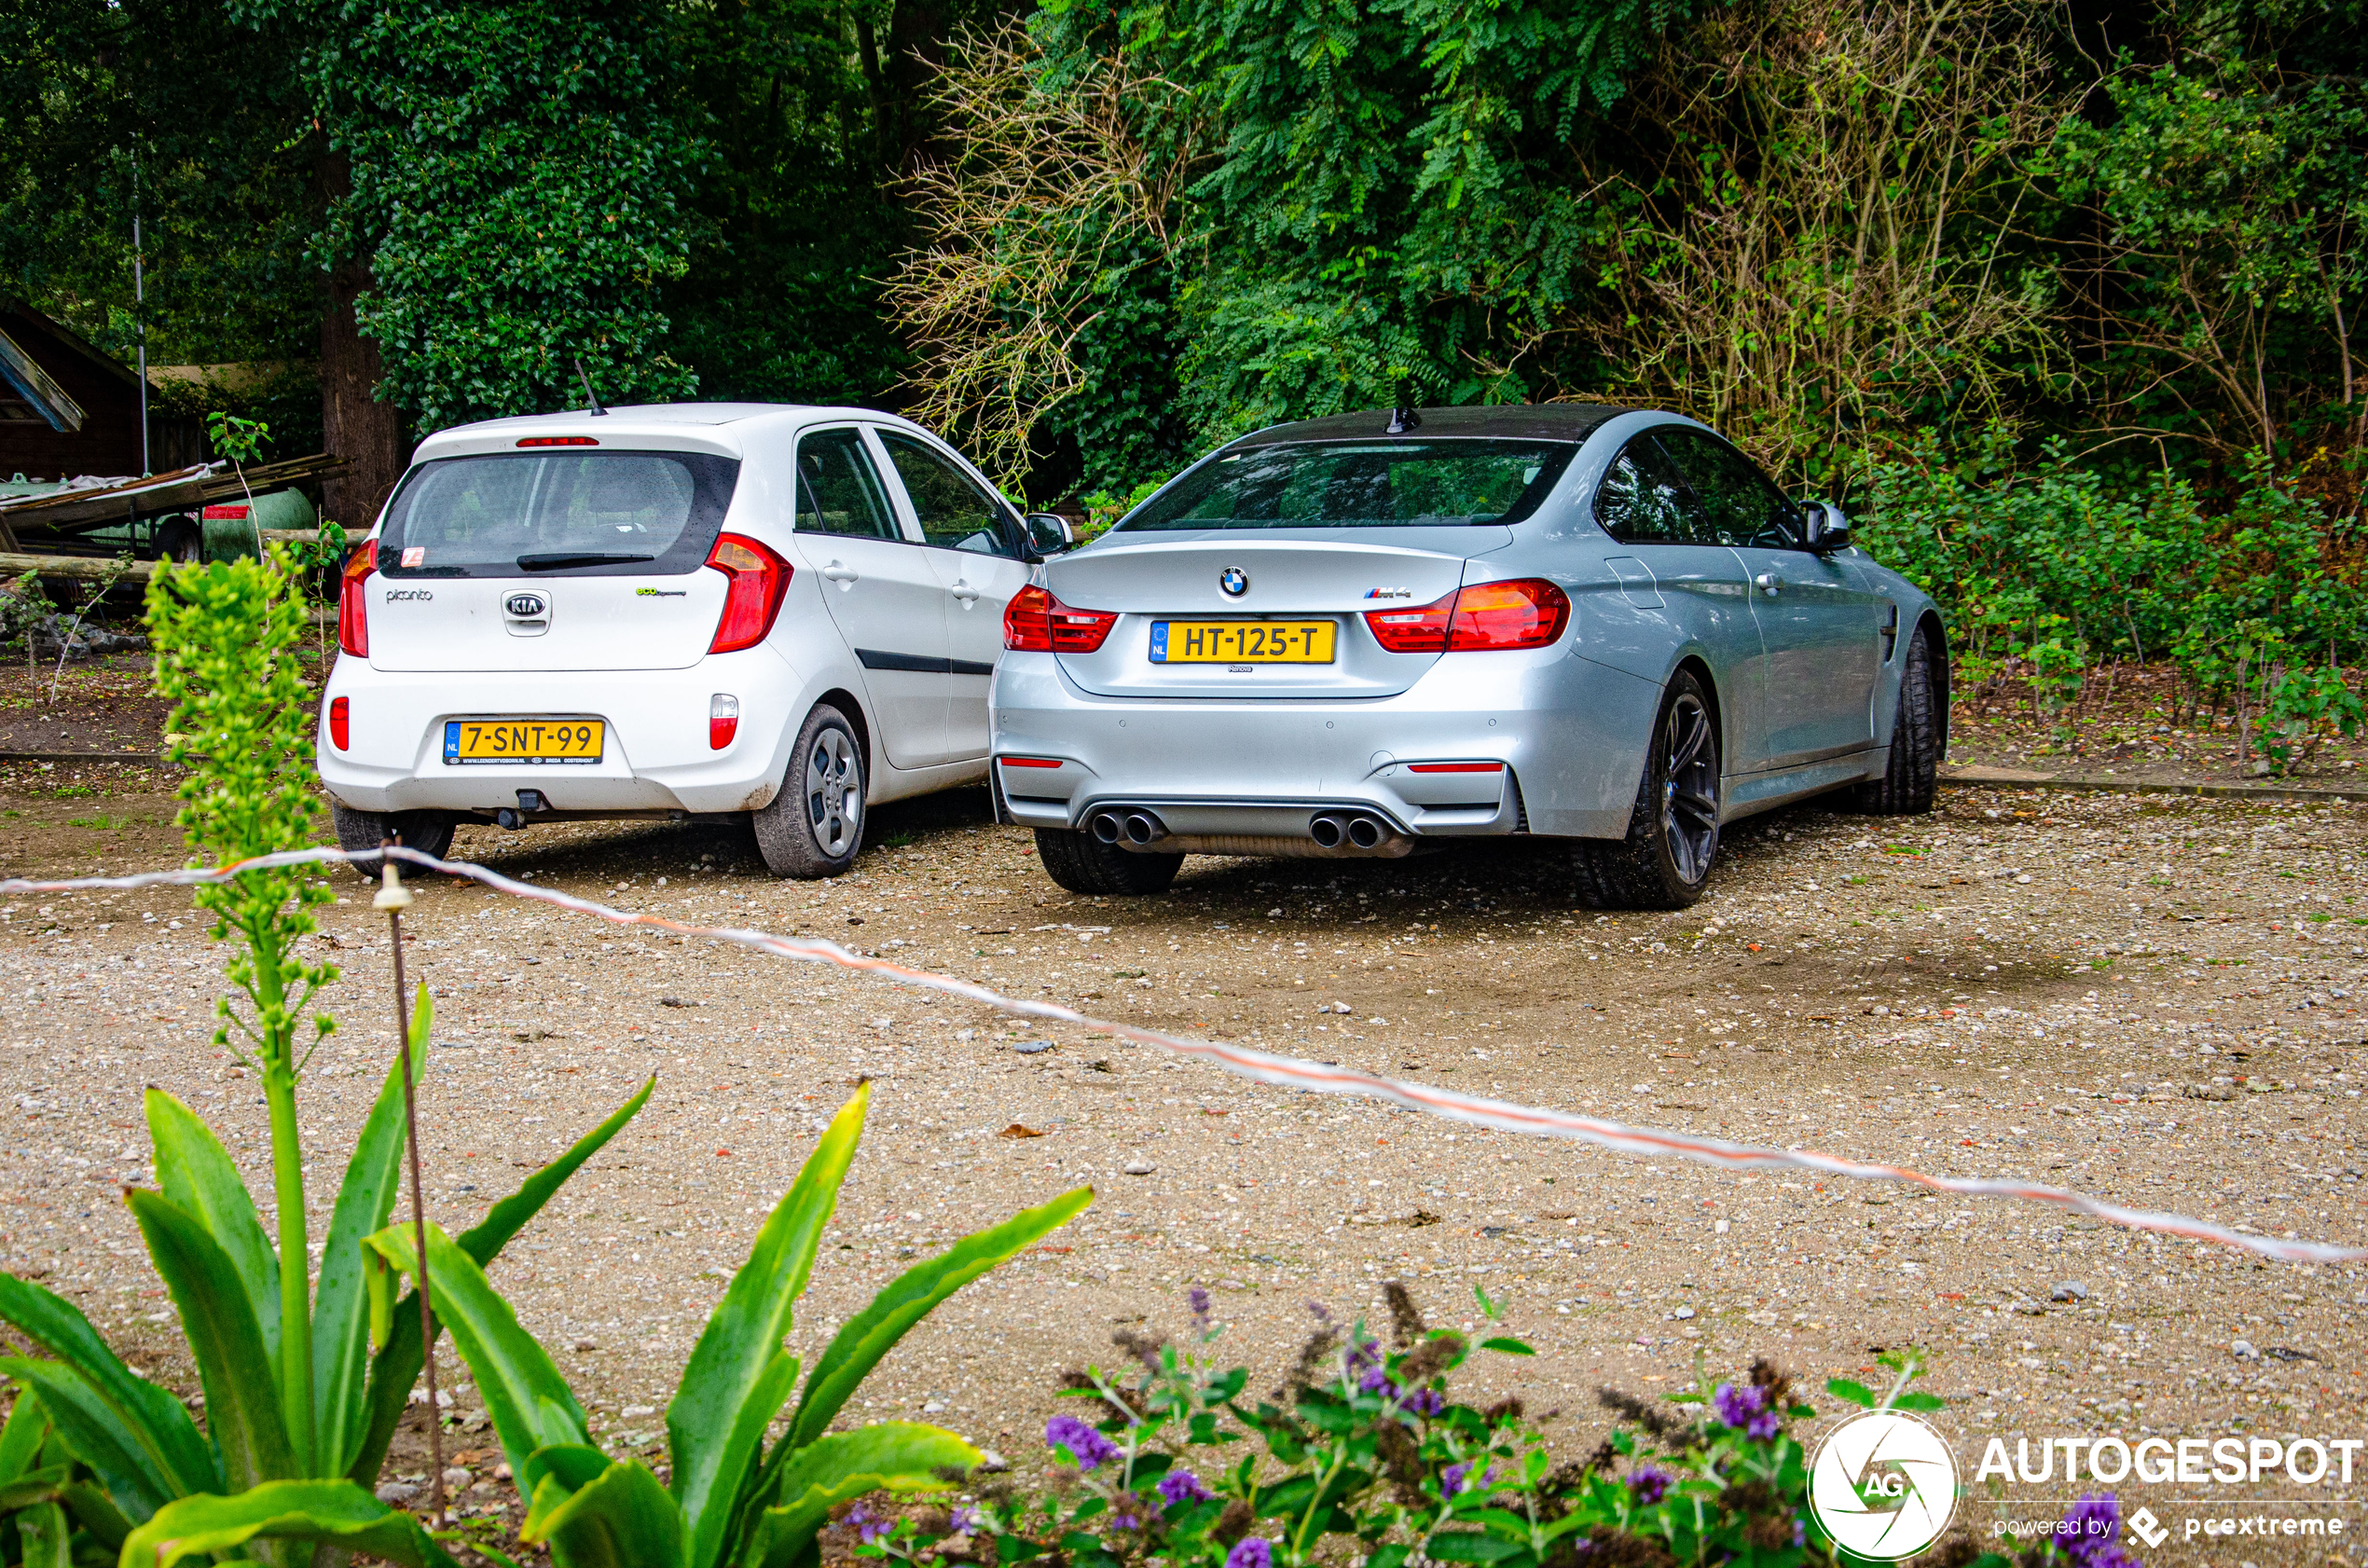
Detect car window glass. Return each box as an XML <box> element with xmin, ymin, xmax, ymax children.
<box><xmin>1118</xmin><ymin>440</ymin><xmax>1575</xmax><ymax>530</ymax></box>
<box><xmin>797</xmin><ymin>428</ymin><xmax>902</xmax><ymax>540</ymax></box>
<box><xmin>378</xmin><ymin>451</ymin><xmax>738</xmax><ymax>578</ymax></box>
<box><xmin>879</xmin><ymin>432</ymin><xmax>1018</xmax><ymax>557</ymax></box>
<box><xmin>1655</xmin><ymin>428</ymin><xmax>1801</xmax><ymax>548</ymax></box>
<box><xmin>1593</xmin><ymin>435</ymin><xmax>1700</xmax><ymax>543</ymax></box>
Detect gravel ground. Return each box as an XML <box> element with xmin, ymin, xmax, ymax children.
<box><xmin>2</xmin><ymin>763</ymin><xmax>2364</xmax><ymax>1560</ymax></box>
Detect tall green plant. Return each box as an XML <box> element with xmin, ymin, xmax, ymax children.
<box><xmin>0</xmin><ymin>549</ymin><xmax>647</xmax><ymax>1565</ymax></box>
<box><xmin>142</xmin><ymin>1084</ymin><xmax>1094</xmax><ymax>1568</ymax></box>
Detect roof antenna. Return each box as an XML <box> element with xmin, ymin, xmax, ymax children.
<box><xmin>1385</xmin><ymin>405</ymin><xmax>1421</xmax><ymax>434</ymax></box>
<box><xmin>574</xmin><ymin>357</ymin><xmax>609</xmax><ymax>417</ymax></box>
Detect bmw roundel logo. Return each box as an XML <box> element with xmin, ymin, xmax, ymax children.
<box><xmin>505</xmin><ymin>592</ymin><xmax>548</xmax><ymax>618</ymax></box>
<box><xmin>1218</xmin><ymin>567</ymin><xmax>1249</xmax><ymax>598</ymax></box>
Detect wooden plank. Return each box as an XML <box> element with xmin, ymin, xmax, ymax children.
<box><xmin>0</xmin><ymin>552</ymin><xmax>155</xmax><ymax>584</ymax></box>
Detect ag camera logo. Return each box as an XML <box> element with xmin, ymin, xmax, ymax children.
<box><xmin>1808</xmin><ymin>1410</ymin><xmax>1960</xmax><ymax>1561</ymax></box>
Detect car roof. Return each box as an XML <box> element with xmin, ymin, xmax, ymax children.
<box><xmin>1227</xmin><ymin>403</ymin><xmax>1634</xmax><ymax>447</ymax></box>
<box><xmin>410</xmin><ymin>403</ymin><xmax>930</xmax><ymax>461</ymax></box>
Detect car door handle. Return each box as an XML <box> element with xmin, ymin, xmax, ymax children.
<box><xmin>949</xmin><ymin>581</ymin><xmax>981</xmax><ymax>605</ymax></box>
<box><xmin>820</xmin><ymin>561</ymin><xmax>860</xmax><ymax>584</ymax></box>
<box><xmin>1755</xmin><ymin>572</ymin><xmax>1783</xmax><ymax>596</ymax></box>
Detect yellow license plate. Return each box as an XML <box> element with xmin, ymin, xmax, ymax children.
<box><xmin>443</xmin><ymin>718</ymin><xmax>604</xmax><ymax>764</ymax></box>
<box><xmin>1150</xmin><ymin>620</ymin><xmax>1336</xmax><ymax>664</ymax></box>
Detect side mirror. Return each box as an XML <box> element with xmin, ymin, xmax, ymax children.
<box><xmin>1023</xmin><ymin>512</ymin><xmax>1078</xmax><ymax>557</ymax></box>
<box><xmin>1801</xmin><ymin>501</ymin><xmax>1852</xmax><ymax>553</ymax></box>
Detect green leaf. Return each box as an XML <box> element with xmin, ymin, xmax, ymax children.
<box><xmin>0</xmin><ymin>1464</ymin><xmax>66</xmax><ymax>1511</ymax></box>
<box><xmin>0</xmin><ymin>1361</ymin><xmax>172</xmax><ymax>1525</ymax></box>
<box><xmin>517</xmin><ymin>1454</ymin><xmax>686</xmax><ymax>1568</ymax></box>
<box><xmin>58</xmin><ymin>1478</ymin><xmax>132</xmax><ymax>1550</ymax></box>
<box><xmin>365</xmin><ymin>1224</ymin><xmax>588</xmax><ymax>1486</ymax></box>
<box><xmin>1426</xmin><ymin>1531</ymin><xmax>1528</xmax><ymax>1563</ymax></box>
<box><xmin>1825</xmin><ymin>1379</ymin><xmax>1877</xmax><ymax>1409</ymax></box>
<box><xmin>1473</xmin><ymin>1285</ymin><xmax>1500</xmax><ymax>1320</ymax></box>
<box><xmin>746</xmin><ymin>1424</ymin><xmax>977</xmax><ymax>1568</ymax></box>
<box><xmin>117</xmin><ymin>1479</ymin><xmax>464</xmax><ymax>1568</ymax></box>
<box><xmin>788</xmin><ymin>1184</ymin><xmax>1091</xmax><ymax>1451</ymax></box>
<box><xmin>144</xmin><ymin>1088</ymin><xmax>282</xmax><ymax>1374</ymax></box>
<box><xmin>15</xmin><ymin>1499</ymin><xmax>68</xmax><ymax>1568</ymax></box>
<box><xmin>1477</xmin><ymin>1337</ymin><xmax>1535</xmax><ymax>1356</ymax></box>
<box><xmin>0</xmin><ymin>1385</ymin><xmax>47</xmax><ymax>1481</ymax></box>
<box><xmin>0</xmin><ymin>1272</ymin><xmax>216</xmax><ymax>1499</ymax></box>
<box><xmin>1892</xmin><ymin>1391</ymin><xmax>1948</xmax><ymax>1411</ymax></box>
<box><xmin>668</xmin><ymin>1083</ymin><xmax>869</xmax><ymax>1568</ymax></box>
<box><xmin>314</xmin><ymin>1000</ymin><xmax>428</xmax><ymax>1477</ymax></box>
<box><xmin>347</xmin><ymin>1079</ymin><xmax>651</xmax><ymax>1488</ymax></box>
<box><xmin>126</xmin><ymin>1189</ymin><xmax>296</xmax><ymax>1491</ymax></box>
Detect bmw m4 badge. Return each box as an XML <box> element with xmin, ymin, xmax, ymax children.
<box><xmin>1219</xmin><ymin>567</ymin><xmax>1249</xmax><ymax>597</ymax></box>
<box><xmin>1363</xmin><ymin>586</ymin><xmax>1412</xmax><ymax>599</ymax></box>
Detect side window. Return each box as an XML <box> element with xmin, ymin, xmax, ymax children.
<box><xmin>879</xmin><ymin>432</ymin><xmax>1019</xmax><ymax>557</ymax></box>
<box><xmin>796</xmin><ymin>428</ymin><xmax>902</xmax><ymax>540</ymax></box>
<box><xmin>1655</xmin><ymin>428</ymin><xmax>1802</xmax><ymax>549</ymax></box>
<box><xmin>1593</xmin><ymin>434</ymin><xmax>1699</xmax><ymax>543</ymax></box>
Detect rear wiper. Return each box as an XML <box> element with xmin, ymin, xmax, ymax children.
<box><xmin>516</xmin><ymin>551</ymin><xmax>656</xmax><ymax>571</ymax></box>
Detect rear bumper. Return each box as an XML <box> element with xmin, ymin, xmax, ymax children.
<box><xmin>315</xmin><ymin>647</ymin><xmax>805</xmax><ymax>816</ymax></box>
<box><xmin>987</xmin><ymin>647</ymin><xmax>1661</xmax><ymax>843</ymax></box>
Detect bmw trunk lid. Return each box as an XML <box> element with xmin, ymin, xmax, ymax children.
<box><xmin>1042</xmin><ymin>530</ymin><xmax>1504</xmax><ymax>698</ymax></box>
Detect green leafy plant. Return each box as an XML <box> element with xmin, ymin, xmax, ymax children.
<box><xmin>0</xmin><ymin>550</ymin><xmax>646</xmax><ymax>1564</ymax></box>
<box><xmin>850</xmin><ymin>1291</ymin><xmax>2024</xmax><ymax>1568</ymax></box>
<box><xmin>306</xmin><ymin>1081</ymin><xmax>1092</xmax><ymax>1568</ymax></box>
<box><xmin>2255</xmin><ymin>663</ymin><xmax>2365</xmax><ymax>774</ymax></box>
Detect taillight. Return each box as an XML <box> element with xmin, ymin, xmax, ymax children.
<box><xmin>706</xmin><ymin>533</ymin><xmax>792</xmax><ymax>653</ymax></box>
<box><xmin>327</xmin><ymin>695</ymin><xmax>350</xmax><ymax>750</ymax></box>
<box><xmin>1448</xmin><ymin>579</ymin><xmax>1569</xmax><ymax>650</ymax></box>
<box><xmin>1363</xmin><ymin>591</ymin><xmax>1455</xmax><ymax>653</ymax></box>
<box><xmin>1363</xmin><ymin>579</ymin><xmax>1569</xmax><ymax>653</ymax></box>
<box><xmin>338</xmin><ymin>539</ymin><xmax>376</xmax><ymax>657</ymax></box>
<box><xmin>709</xmin><ymin>694</ymin><xmax>739</xmax><ymax>750</ymax></box>
<box><xmin>1002</xmin><ymin>585</ymin><xmax>1117</xmax><ymax>653</ymax></box>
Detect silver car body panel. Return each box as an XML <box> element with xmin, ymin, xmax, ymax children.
<box><xmin>990</xmin><ymin>406</ymin><xmax>1940</xmax><ymax>849</ymax></box>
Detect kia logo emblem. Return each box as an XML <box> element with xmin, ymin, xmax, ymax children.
<box><xmin>505</xmin><ymin>593</ymin><xmax>547</xmax><ymax>618</ymax></box>
<box><xmin>1218</xmin><ymin>567</ymin><xmax>1249</xmax><ymax>598</ymax></box>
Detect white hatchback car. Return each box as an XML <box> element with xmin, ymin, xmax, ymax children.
<box><xmin>318</xmin><ymin>404</ymin><xmax>1063</xmax><ymax>877</ymax></box>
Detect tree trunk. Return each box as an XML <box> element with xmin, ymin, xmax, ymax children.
<box><xmin>318</xmin><ymin>153</ymin><xmax>406</xmax><ymax>535</ymax></box>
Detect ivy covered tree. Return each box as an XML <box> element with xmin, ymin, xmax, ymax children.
<box><xmin>241</xmin><ymin>0</ymin><xmax>703</xmax><ymax>431</ymax></box>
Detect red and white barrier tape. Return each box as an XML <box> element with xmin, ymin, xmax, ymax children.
<box><xmin>6</xmin><ymin>845</ymin><xmax>2359</xmax><ymax>1267</ymax></box>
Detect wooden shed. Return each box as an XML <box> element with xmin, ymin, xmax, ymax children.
<box><xmin>0</xmin><ymin>301</ymin><xmax>202</xmax><ymax>481</ymax></box>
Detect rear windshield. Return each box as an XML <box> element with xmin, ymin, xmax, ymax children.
<box><xmin>377</xmin><ymin>450</ymin><xmax>740</xmax><ymax>577</ymax></box>
<box><xmin>1117</xmin><ymin>439</ymin><xmax>1576</xmax><ymax>532</ymax></box>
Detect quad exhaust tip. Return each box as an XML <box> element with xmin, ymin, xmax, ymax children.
<box><xmin>1308</xmin><ymin>812</ymin><xmax>1396</xmax><ymax>852</ymax></box>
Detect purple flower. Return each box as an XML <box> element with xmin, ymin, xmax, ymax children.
<box><xmin>1045</xmin><ymin>1414</ymin><xmax>1121</xmax><ymax>1471</ymax></box>
<box><xmin>947</xmin><ymin>1507</ymin><xmax>983</xmax><ymax>1536</ymax></box>
<box><xmin>1158</xmin><ymin>1470</ymin><xmax>1215</xmax><ymax>1506</ymax></box>
<box><xmin>1225</xmin><ymin>1537</ymin><xmax>1273</xmax><ymax>1568</ymax></box>
<box><xmin>1189</xmin><ymin>1286</ymin><xmax>1213</xmax><ymax>1326</ymax></box>
<box><xmin>846</xmin><ymin>1502</ymin><xmax>891</xmax><ymax>1544</ymax></box>
<box><xmin>2062</xmin><ymin>1494</ymin><xmax>2139</xmax><ymax>1568</ymax></box>
<box><xmin>1401</xmin><ymin>1387</ymin><xmax>1445</xmax><ymax>1418</ymax></box>
<box><xmin>1628</xmin><ymin>1466</ymin><xmax>1671</xmax><ymax>1507</ymax></box>
<box><xmin>1713</xmin><ymin>1382</ymin><xmax>1782</xmax><ymax>1441</ymax></box>
<box><xmin>1306</xmin><ymin>1300</ymin><xmax>1332</xmax><ymax>1323</ymax></box>
<box><xmin>1346</xmin><ymin>1338</ymin><xmax>1381</xmax><ymax>1373</ymax></box>
<box><xmin>1442</xmin><ymin>1462</ymin><xmax>1497</xmax><ymax>1497</ymax></box>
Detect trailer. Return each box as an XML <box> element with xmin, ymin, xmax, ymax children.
<box><xmin>0</xmin><ymin>451</ymin><xmax>347</xmax><ymax>562</ymax></box>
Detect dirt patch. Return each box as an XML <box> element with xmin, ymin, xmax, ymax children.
<box><xmin>2</xmin><ymin>773</ymin><xmax>2362</xmax><ymax>1553</ymax></box>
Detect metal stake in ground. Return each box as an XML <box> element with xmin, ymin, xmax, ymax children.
<box><xmin>376</xmin><ymin>846</ymin><xmax>447</xmax><ymax>1525</ymax></box>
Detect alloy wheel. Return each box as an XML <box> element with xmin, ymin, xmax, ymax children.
<box><xmin>805</xmin><ymin>727</ymin><xmax>861</xmax><ymax>857</ymax></box>
<box><xmin>1659</xmin><ymin>693</ymin><xmax>1718</xmax><ymax>884</ymax></box>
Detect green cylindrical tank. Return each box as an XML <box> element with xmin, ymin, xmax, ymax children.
<box><xmin>200</xmin><ymin>488</ymin><xmax>317</xmax><ymax>560</ymax></box>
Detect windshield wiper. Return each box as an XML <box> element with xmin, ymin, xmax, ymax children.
<box><xmin>516</xmin><ymin>551</ymin><xmax>656</xmax><ymax>571</ymax></box>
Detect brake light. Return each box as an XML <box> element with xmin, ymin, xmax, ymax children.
<box><xmin>1363</xmin><ymin>579</ymin><xmax>1569</xmax><ymax>653</ymax></box>
<box><xmin>709</xmin><ymin>694</ymin><xmax>739</xmax><ymax>750</ymax></box>
<box><xmin>1363</xmin><ymin>591</ymin><xmax>1455</xmax><ymax>653</ymax></box>
<box><xmin>1448</xmin><ymin>578</ymin><xmax>1569</xmax><ymax>650</ymax></box>
<box><xmin>999</xmin><ymin>755</ymin><xmax>1064</xmax><ymax>768</ymax></box>
<box><xmin>327</xmin><ymin>695</ymin><xmax>350</xmax><ymax>751</ymax></box>
<box><xmin>706</xmin><ymin>533</ymin><xmax>792</xmax><ymax>653</ymax></box>
<box><xmin>516</xmin><ymin>435</ymin><xmax>599</xmax><ymax>447</ymax></box>
<box><xmin>1002</xmin><ymin>585</ymin><xmax>1118</xmax><ymax>653</ymax></box>
<box><xmin>1407</xmin><ymin>761</ymin><xmax>1503</xmax><ymax>773</ymax></box>
<box><xmin>338</xmin><ymin>539</ymin><xmax>376</xmax><ymax>657</ymax></box>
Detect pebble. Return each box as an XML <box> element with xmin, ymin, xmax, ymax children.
<box><xmin>375</xmin><ymin>1481</ymin><xmax>420</xmax><ymax>1505</ymax></box>
<box><xmin>2050</xmin><ymin>1280</ymin><xmax>2086</xmax><ymax>1302</ymax></box>
<box><xmin>442</xmin><ymin>1466</ymin><xmax>473</xmax><ymax>1488</ymax></box>
<box><xmin>1673</xmin><ymin>1306</ymin><xmax>1696</xmax><ymax>1320</ymax></box>
<box><xmin>1122</xmin><ymin>1160</ymin><xmax>1156</xmax><ymax>1175</ymax></box>
<box><xmin>1012</xmin><ymin>1039</ymin><xmax>1053</xmax><ymax>1054</ymax></box>
<box><xmin>2233</xmin><ymin>1339</ymin><xmax>2259</xmax><ymax>1360</ymax></box>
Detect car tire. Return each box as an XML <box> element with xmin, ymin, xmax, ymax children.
<box><xmin>1034</xmin><ymin>829</ymin><xmax>1184</xmax><ymax>896</ymax></box>
<box><xmin>1851</xmin><ymin>623</ymin><xmax>1941</xmax><ymax>815</ymax></box>
<box><xmin>754</xmin><ymin>705</ymin><xmax>867</xmax><ymax>879</ymax></box>
<box><xmin>331</xmin><ymin>801</ymin><xmax>456</xmax><ymax>879</ymax></box>
<box><xmin>156</xmin><ymin>516</ymin><xmax>202</xmax><ymax>565</ymax></box>
<box><xmin>1573</xmin><ymin>669</ymin><xmax>1721</xmax><ymax>911</ymax></box>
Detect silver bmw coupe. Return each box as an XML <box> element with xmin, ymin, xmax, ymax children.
<box><xmin>989</xmin><ymin>404</ymin><xmax>1947</xmax><ymax>908</ymax></box>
